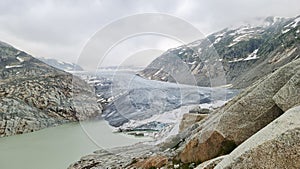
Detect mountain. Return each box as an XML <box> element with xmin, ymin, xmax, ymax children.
<box><xmin>0</xmin><ymin>41</ymin><xmax>101</xmax><ymax>137</ymax></box>
<box><xmin>38</xmin><ymin>57</ymin><xmax>84</xmax><ymax>72</ymax></box>
<box><xmin>138</xmin><ymin>16</ymin><xmax>300</xmax><ymax>88</ymax></box>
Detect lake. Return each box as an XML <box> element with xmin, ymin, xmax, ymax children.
<box><xmin>0</xmin><ymin>120</ymin><xmax>151</xmax><ymax>169</ymax></box>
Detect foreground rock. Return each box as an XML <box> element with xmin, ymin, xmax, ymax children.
<box><xmin>0</xmin><ymin>41</ymin><xmax>101</xmax><ymax>137</ymax></box>
<box><xmin>214</xmin><ymin>106</ymin><xmax>300</xmax><ymax>169</ymax></box>
<box><xmin>177</xmin><ymin>58</ymin><xmax>300</xmax><ymax>164</ymax></box>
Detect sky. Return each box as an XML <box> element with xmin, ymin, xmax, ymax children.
<box><xmin>0</xmin><ymin>0</ymin><xmax>300</xmax><ymax>69</ymax></box>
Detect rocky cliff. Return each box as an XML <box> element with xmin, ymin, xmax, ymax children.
<box><xmin>0</xmin><ymin>41</ymin><xmax>101</xmax><ymax>137</ymax></box>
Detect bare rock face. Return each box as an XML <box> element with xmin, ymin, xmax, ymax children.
<box><xmin>196</xmin><ymin>155</ymin><xmax>228</xmax><ymax>169</ymax></box>
<box><xmin>0</xmin><ymin>41</ymin><xmax>101</xmax><ymax>137</ymax></box>
<box><xmin>273</xmin><ymin>72</ymin><xmax>300</xmax><ymax>111</ymax></box>
<box><xmin>132</xmin><ymin>155</ymin><xmax>169</xmax><ymax>168</ymax></box>
<box><xmin>177</xmin><ymin>58</ymin><xmax>300</xmax><ymax>163</ymax></box>
<box><xmin>179</xmin><ymin>113</ymin><xmax>208</xmax><ymax>132</ymax></box>
<box><xmin>215</xmin><ymin>106</ymin><xmax>300</xmax><ymax>169</ymax></box>
<box><xmin>180</xmin><ymin>130</ymin><xmax>236</xmax><ymax>163</ymax></box>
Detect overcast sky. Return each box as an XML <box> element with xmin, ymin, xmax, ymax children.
<box><xmin>0</xmin><ymin>0</ymin><xmax>300</xmax><ymax>68</ymax></box>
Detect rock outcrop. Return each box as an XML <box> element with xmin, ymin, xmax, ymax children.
<box><xmin>179</xmin><ymin>113</ymin><xmax>208</xmax><ymax>132</ymax></box>
<box><xmin>0</xmin><ymin>41</ymin><xmax>101</xmax><ymax>137</ymax></box>
<box><xmin>177</xmin><ymin>58</ymin><xmax>300</xmax><ymax>164</ymax></box>
<box><xmin>273</xmin><ymin>71</ymin><xmax>300</xmax><ymax>111</ymax></box>
<box><xmin>131</xmin><ymin>155</ymin><xmax>169</xmax><ymax>168</ymax></box>
<box><xmin>214</xmin><ymin>106</ymin><xmax>300</xmax><ymax>169</ymax></box>
<box><xmin>196</xmin><ymin>155</ymin><xmax>228</xmax><ymax>169</ymax></box>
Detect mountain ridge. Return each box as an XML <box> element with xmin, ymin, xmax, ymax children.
<box><xmin>138</xmin><ymin>15</ymin><xmax>300</xmax><ymax>89</ymax></box>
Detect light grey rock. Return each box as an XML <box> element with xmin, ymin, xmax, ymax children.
<box><xmin>178</xmin><ymin>58</ymin><xmax>300</xmax><ymax>163</ymax></box>
<box><xmin>179</xmin><ymin>113</ymin><xmax>208</xmax><ymax>132</ymax></box>
<box><xmin>273</xmin><ymin>71</ymin><xmax>300</xmax><ymax>111</ymax></box>
<box><xmin>196</xmin><ymin>155</ymin><xmax>228</xmax><ymax>169</ymax></box>
<box><xmin>215</xmin><ymin>106</ymin><xmax>300</xmax><ymax>169</ymax></box>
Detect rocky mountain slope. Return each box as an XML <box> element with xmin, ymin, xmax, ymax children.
<box><xmin>138</xmin><ymin>16</ymin><xmax>300</xmax><ymax>88</ymax></box>
<box><xmin>38</xmin><ymin>57</ymin><xmax>83</xmax><ymax>72</ymax></box>
<box><xmin>0</xmin><ymin>41</ymin><xmax>101</xmax><ymax>137</ymax></box>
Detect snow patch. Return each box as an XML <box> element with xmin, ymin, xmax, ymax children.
<box><xmin>153</xmin><ymin>67</ymin><xmax>164</xmax><ymax>76</ymax></box>
<box><xmin>282</xmin><ymin>29</ymin><xmax>291</xmax><ymax>34</ymax></box>
<box><xmin>213</xmin><ymin>37</ymin><xmax>222</xmax><ymax>44</ymax></box>
<box><xmin>228</xmin><ymin>34</ymin><xmax>251</xmax><ymax>47</ymax></box>
<box><xmin>197</xmin><ymin>48</ymin><xmax>202</xmax><ymax>53</ymax></box>
<box><xmin>284</xmin><ymin>17</ymin><xmax>300</xmax><ymax>29</ymax></box>
<box><xmin>214</xmin><ymin>32</ymin><xmax>226</xmax><ymax>38</ymax></box>
<box><xmin>188</xmin><ymin>61</ymin><xmax>196</xmax><ymax>65</ymax></box>
<box><xmin>232</xmin><ymin>34</ymin><xmax>249</xmax><ymax>42</ymax></box>
<box><xmin>244</xmin><ymin>49</ymin><xmax>259</xmax><ymax>61</ymax></box>
<box><xmin>228</xmin><ymin>49</ymin><xmax>259</xmax><ymax>62</ymax></box>
<box><xmin>284</xmin><ymin>22</ymin><xmax>294</xmax><ymax>28</ymax></box>
<box><xmin>5</xmin><ymin>65</ymin><xmax>23</xmax><ymax>69</ymax></box>
<box><xmin>291</xmin><ymin>17</ymin><xmax>300</xmax><ymax>28</ymax></box>
<box><xmin>228</xmin><ymin>58</ymin><xmax>244</xmax><ymax>63</ymax></box>
<box><xmin>16</xmin><ymin>56</ymin><xmax>24</xmax><ymax>62</ymax></box>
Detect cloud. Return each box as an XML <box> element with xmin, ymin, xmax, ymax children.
<box><xmin>0</xmin><ymin>0</ymin><xmax>299</xmax><ymax>68</ymax></box>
